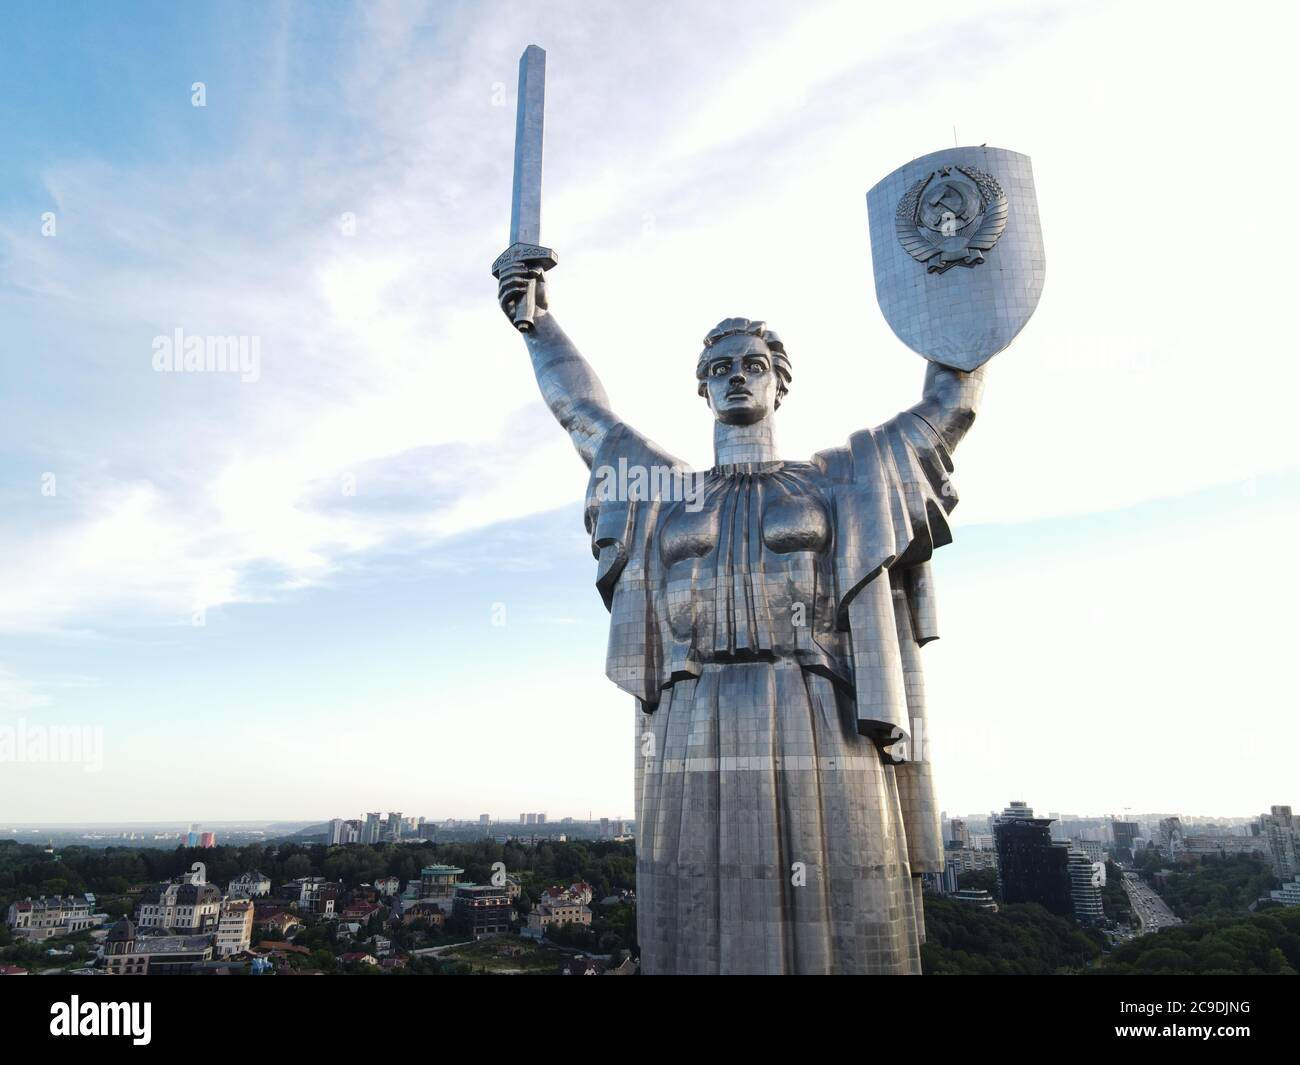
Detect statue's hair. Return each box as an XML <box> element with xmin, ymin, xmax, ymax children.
<box><xmin>696</xmin><ymin>318</ymin><xmax>792</xmax><ymax>408</ymax></box>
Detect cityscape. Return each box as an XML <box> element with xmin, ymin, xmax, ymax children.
<box><xmin>3</xmin><ymin>800</ymin><xmax>1297</xmax><ymax>976</ymax></box>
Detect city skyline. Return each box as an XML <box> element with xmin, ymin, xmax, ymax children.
<box><xmin>1</xmin><ymin>0</ymin><xmax>1297</xmax><ymax>822</ymax></box>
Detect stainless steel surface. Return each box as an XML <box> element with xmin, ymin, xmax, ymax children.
<box><xmin>492</xmin><ymin>44</ymin><xmax>556</xmax><ymax>332</ymax></box>
<box><xmin>495</xmin><ymin>138</ymin><xmax>1044</xmax><ymax>973</ymax></box>
<box><xmin>868</xmin><ymin>146</ymin><xmax>1045</xmax><ymax>371</ymax></box>
<box><xmin>509</xmin><ymin>44</ymin><xmax>546</xmax><ymax>247</ymax></box>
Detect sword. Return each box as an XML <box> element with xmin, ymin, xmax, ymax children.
<box><xmin>491</xmin><ymin>44</ymin><xmax>557</xmax><ymax>332</ymax></box>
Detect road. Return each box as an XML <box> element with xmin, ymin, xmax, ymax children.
<box><xmin>1121</xmin><ymin>870</ymin><xmax>1182</xmax><ymax>935</ymax></box>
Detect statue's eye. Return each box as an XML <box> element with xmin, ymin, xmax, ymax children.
<box><xmin>745</xmin><ymin>360</ymin><xmax>766</xmax><ymax>374</ymax></box>
<box><xmin>711</xmin><ymin>363</ymin><xmax>729</xmax><ymax>376</ymax></box>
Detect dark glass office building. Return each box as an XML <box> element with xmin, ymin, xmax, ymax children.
<box><xmin>994</xmin><ymin>801</ymin><xmax>1072</xmax><ymax>916</ymax></box>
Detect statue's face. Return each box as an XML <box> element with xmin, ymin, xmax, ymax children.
<box><xmin>702</xmin><ymin>334</ymin><xmax>778</xmax><ymax>425</ymax></box>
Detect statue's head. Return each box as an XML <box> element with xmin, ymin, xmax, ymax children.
<box><xmin>696</xmin><ymin>318</ymin><xmax>792</xmax><ymax>425</ymax></box>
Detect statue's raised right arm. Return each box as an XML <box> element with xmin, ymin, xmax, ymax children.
<box><xmin>498</xmin><ymin>262</ymin><xmax>616</xmax><ymax>469</ymax></box>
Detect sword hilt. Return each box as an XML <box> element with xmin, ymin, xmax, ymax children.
<box><xmin>491</xmin><ymin>242</ymin><xmax>558</xmax><ymax>332</ymax></box>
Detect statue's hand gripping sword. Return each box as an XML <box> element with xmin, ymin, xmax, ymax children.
<box><xmin>491</xmin><ymin>44</ymin><xmax>556</xmax><ymax>332</ymax></box>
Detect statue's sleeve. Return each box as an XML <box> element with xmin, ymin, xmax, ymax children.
<box><xmin>814</xmin><ymin>411</ymin><xmax>956</xmax><ymax>625</ymax></box>
<box><xmin>583</xmin><ymin>421</ymin><xmax>688</xmax><ymax>711</ymax></box>
<box><xmin>814</xmin><ymin>412</ymin><xmax>956</xmax><ymax>873</ymax></box>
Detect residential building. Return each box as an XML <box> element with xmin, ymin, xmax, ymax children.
<box><xmin>922</xmin><ymin>863</ymin><xmax>960</xmax><ymax>895</ymax></box>
<box><xmin>215</xmin><ymin>899</ymin><xmax>253</xmax><ymax>957</ymax></box>
<box><xmin>950</xmin><ymin>889</ymin><xmax>998</xmax><ymax>912</ymax></box>
<box><xmin>1183</xmin><ymin>834</ymin><xmax>1268</xmax><ymax>861</ymax></box>
<box><xmin>136</xmin><ymin>880</ymin><xmax>223</xmax><ymax>932</ymax></box>
<box><xmin>418</xmin><ymin>865</ymin><xmax>463</xmax><ymax>914</ymax></box>
<box><xmin>1067</xmin><ymin>847</ymin><xmax>1105</xmax><ymax>924</ymax></box>
<box><xmin>362</xmin><ymin>812</ymin><xmax>383</xmax><ymax>845</ymax></box>
<box><xmin>398</xmin><ymin>901</ymin><xmax>446</xmax><ymax>929</ymax></box>
<box><xmin>943</xmin><ymin>846</ymin><xmax>998</xmax><ymax>874</ymax></box>
<box><xmin>453</xmin><ymin>885</ymin><xmax>512</xmax><ymax>939</ymax></box>
<box><xmin>227</xmin><ymin>871</ymin><xmax>272</xmax><ymax>899</ymax></box>
<box><xmin>949</xmin><ymin>818</ymin><xmax>971</xmax><ymax>848</ymax></box>
<box><xmin>1072</xmin><ymin>839</ymin><xmax>1104</xmax><ymax>863</ymax></box>
<box><xmin>102</xmin><ymin>919</ymin><xmax>213</xmax><ymax>976</ymax></box>
<box><xmin>525</xmin><ymin>898</ymin><xmax>592</xmax><ymax>936</ymax></box>
<box><xmin>339</xmin><ymin>901</ymin><xmax>380</xmax><ymax>923</ymax></box>
<box><xmin>263</xmin><ymin>912</ymin><xmax>302</xmax><ymax>937</ymax></box>
<box><xmin>1269</xmin><ymin>878</ymin><xmax>1300</xmax><ymax>907</ymax></box>
<box><xmin>293</xmin><ymin>877</ymin><xmax>340</xmax><ymax>916</ymax></box>
<box><xmin>1259</xmin><ymin>805</ymin><xmax>1299</xmax><ymax>880</ymax></box>
<box><xmin>1158</xmin><ymin>816</ymin><xmax>1186</xmax><ymax>860</ymax></box>
<box><xmin>340</xmin><ymin>951</ymin><xmax>378</xmax><ymax>967</ymax></box>
<box><xmin>6</xmin><ymin>894</ymin><xmax>104</xmax><ymax>941</ymax></box>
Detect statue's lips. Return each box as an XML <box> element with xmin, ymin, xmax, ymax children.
<box><xmin>724</xmin><ymin>389</ymin><xmax>752</xmax><ymax>400</ymax></box>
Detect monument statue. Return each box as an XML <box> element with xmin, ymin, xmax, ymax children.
<box><xmin>493</xmin><ymin>46</ymin><xmax>1044</xmax><ymax>974</ymax></box>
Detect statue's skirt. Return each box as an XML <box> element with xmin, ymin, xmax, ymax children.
<box><xmin>634</xmin><ymin>658</ymin><xmax>923</xmax><ymax>974</ymax></box>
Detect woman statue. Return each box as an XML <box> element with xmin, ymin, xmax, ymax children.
<box><xmin>498</xmin><ymin>261</ymin><xmax>984</xmax><ymax>975</ymax></box>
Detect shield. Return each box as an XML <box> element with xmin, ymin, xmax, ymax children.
<box><xmin>867</xmin><ymin>146</ymin><xmax>1045</xmax><ymax>371</ymax></box>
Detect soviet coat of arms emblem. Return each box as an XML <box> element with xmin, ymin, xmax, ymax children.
<box><xmin>895</xmin><ymin>164</ymin><xmax>1008</xmax><ymax>274</ymax></box>
<box><xmin>868</xmin><ymin>146</ymin><xmax>1044</xmax><ymax>370</ymax></box>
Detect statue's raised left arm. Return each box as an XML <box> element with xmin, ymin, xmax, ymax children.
<box><xmin>906</xmin><ymin>361</ymin><xmax>986</xmax><ymax>454</ymax></box>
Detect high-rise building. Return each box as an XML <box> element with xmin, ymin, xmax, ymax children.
<box><xmin>949</xmin><ymin>818</ymin><xmax>970</xmax><ymax>848</ymax></box>
<box><xmin>536</xmin><ymin>813</ymin><xmax>546</xmax><ymax>825</ymax></box>
<box><xmin>479</xmin><ymin>814</ymin><xmax>491</xmax><ymax>826</ymax></box>
<box><xmin>993</xmin><ymin>801</ymin><xmax>1072</xmax><ymax>917</ymax></box>
<box><xmin>1158</xmin><ymin>817</ymin><xmax>1186</xmax><ymax>860</ymax></box>
<box><xmin>1072</xmin><ymin>839</ymin><xmax>1103</xmax><ymax>863</ymax></box>
<box><xmin>1111</xmin><ymin>820</ymin><xmax>1139</xmax><ymax>862</ymax></box>
<box><xmin>199</xmin><ymin>831</ymin><xmax>215</xmax><ymax>848</ymax></box>
<box><xmin>1259</xmin><ymin>805</ymin><xmax>1298</xmax><ymax>880</ymax></box>
<box><xmin>388</xmin><ymin>812</ymin><xmax>404</xmax><ymax>842</ymax></box>
<box><xmin>1067</xmin><ymin>847</ymin><xmax>1104</xmax><ymax>924</ymax></box>
<box><xmin>362</xmin><ymin>813</ymin><xmax>382</xmax><ymax>845</ymax></box>
<box><xmin>328</xmin><ymin>818</ymin><xmax>346</xmax><ymax>845</ymax></box>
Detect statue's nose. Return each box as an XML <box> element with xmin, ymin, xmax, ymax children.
<box><xmin>730</xmin><ymin>372</ymin><xmax>746</xmax><ymax>385</ymax></box>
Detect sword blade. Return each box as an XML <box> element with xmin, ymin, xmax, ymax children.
<box><xmin>508</xmin><ymin>45</ymin><xmax>546</xmax><ymax>247</ymax></box>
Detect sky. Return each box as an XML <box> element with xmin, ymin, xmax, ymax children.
<box><xmin>0</xmin><ymin>0</ymin><xmax>1296</xmax><ymax>824</ymax></box>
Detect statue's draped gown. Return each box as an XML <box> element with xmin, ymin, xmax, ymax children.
<box><xmin>585</xmin><ymin>409</ymin><xmax>957</xmax><ymax>975</ymax></box>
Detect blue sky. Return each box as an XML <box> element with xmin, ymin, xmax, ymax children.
<box><xmin>1</xmin><ymin>0</ymin><xmax>1297</xmax><ymax>822</ymax></box>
